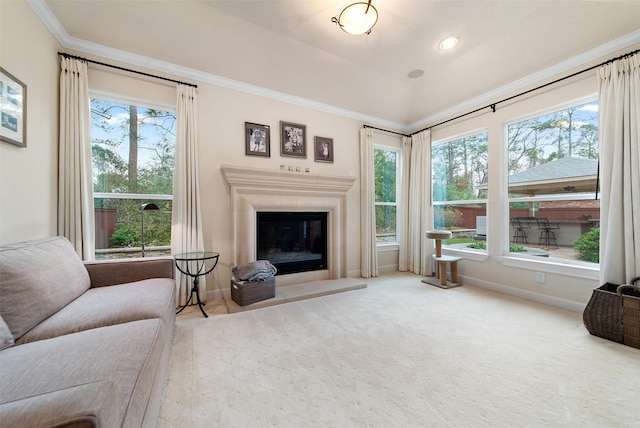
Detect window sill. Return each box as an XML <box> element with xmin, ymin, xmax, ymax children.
<box><xmin>442</xmin><ymin>247</ymin><xmax>489</xmax><ymax>262</ymax></box>
<box><xmin>377</xmin><ymin>242</ymin><xmax>399</xmax><ymax>252</ymax></box>
<box><xmin>497</xmin><ymin>255</ymin><xmax>599</xmax><ymax>280</ymax></box>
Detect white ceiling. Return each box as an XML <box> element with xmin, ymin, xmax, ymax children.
<box><xmin>41</xmin><ymin>0</ymin><xmax>640</xmax><ymax>129</ymax></box>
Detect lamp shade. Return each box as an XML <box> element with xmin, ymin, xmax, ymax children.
<box><xmin>334</xmin><ymin>2</ymin><xmax>378</xmax><ymax>35</ymax></box>
<box><xmin>141</xmin><ymin>202</ymin><xmax>159</xmax><ymax>211</ymax></box>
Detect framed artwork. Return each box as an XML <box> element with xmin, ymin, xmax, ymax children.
<box><xmin>245</xmin><ymin>122</ymin><xmax>270</xmax><ymax>157</ymax></box>
<box><xmin>314</xmin><ymin>136</ymin><xmax>334</xmax><ymax>163</ymax></box>
<box><xmin>0</xmin><ymin>67</ymin><xmax>26</xmax><ymax>148</ymax></box>
<box><xmin>280</xmin><ymin>121</ymin><xmax>306</xmax><ymax>158</ymax></box>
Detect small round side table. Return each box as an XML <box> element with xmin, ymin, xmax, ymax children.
<box><xmin>174</xmin><ymin>251</ymin><xmax>219</xmax><ymax>318</ymax></box>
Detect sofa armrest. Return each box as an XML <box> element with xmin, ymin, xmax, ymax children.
<box><xmin>84</xmin><ymin>256</ymin><xmax>175</xmax><ymax>288</ymax></box>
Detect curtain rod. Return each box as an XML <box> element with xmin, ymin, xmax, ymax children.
<box><xmin>412</xmin><ymin>47</ymin><xmax>640</xmax><ymax>135</ymax></box>
<box><xmin>58</xmin><ymin>52</ymin><xmax>198</xmax><ymax>88</ymax></box>
<box><xmin>362</xmin><ymin>124</ymin><xmax>410</xmax><ymax>138</ymax></box>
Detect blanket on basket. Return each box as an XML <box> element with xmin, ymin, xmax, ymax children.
<box><xmin>232</xmin><ymin>260</ymin><xmax>277</xmax><ymax>283</ymax></box>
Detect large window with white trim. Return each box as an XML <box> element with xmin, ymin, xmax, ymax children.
<box><xmin>432</xmin><ymin>131</ymin><xmax>488</xmax><ymax>251</ymax></box>
<box><xmin>506</xmin><ymin>99</ymin><xmax>599</xmax><ymax>264</ymax></box>
<box><xmin>91</xmin><ymin>97</ymin><xmax>176</xmax><ymax>258</ymax></box>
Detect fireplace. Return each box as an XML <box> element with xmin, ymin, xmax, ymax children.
<box><xmin>221</xmin><ymin>165</ymin><xmax>356</xmax><ymax>286</ymax></box>
<box><xmin>257</xmin><ymin>212</ymin><xmax>327</xmax><ymax>275</ymax></box>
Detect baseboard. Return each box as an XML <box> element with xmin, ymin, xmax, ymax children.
<box><xmin>461</xmin><ymin>275</ymin><xmax>587</xmax><ymax>314</ymax></box>
<box><xmin>206</xmin><ymin>286</ymin><xmax>228</xmax><ymax>302</ymax></box>
<box><xmin>378</xmin><ymin>263</ymin><xmax>398</xmax><ymax>274</ymax></box>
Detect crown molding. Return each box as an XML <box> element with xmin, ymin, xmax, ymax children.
<box><xmin>409</xmin><ymin>29</ymin><xmax>640</xmax><ymax>132</ymax></box>
<box><xmin>29</xmin><ymin>0</ymin><xmax>638</xmax><ymax>135</ymax></box>
<box><xmin>27</xmin><ymin>0</ymin><xmax>409</xmax><ymax>133</ymax></box>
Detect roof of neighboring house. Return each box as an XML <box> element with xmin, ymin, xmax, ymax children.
<box><xmin>477</xmin><ymin>157</ymin><xmax>599</xmax><ymax>191</ymax></box>
<box><xmin>509</xmin><ymin>157</ymin><xmax>598</xmax><ymax>183</ymax></box>
<box><xmin>495</xmin><ymin>157</ymin><xmax>600</xmax><ymax>196</ymax></box>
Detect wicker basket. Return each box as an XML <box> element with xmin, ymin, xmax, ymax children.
<box><xmin>230</xmin><ymin>278</ymin><xmax>275</xmax><ymax>306</ymax></box>
<box><xmin>618</xmin><ymin>278</ymin><xmax>640</xmax><ymax>349</ymax></box>
<box><xmin>583</xmin><ymin>282</ymin><xmax>624</xmax><ymax>343</ymax></box>
<box><xmin>583</xmin><ymin>277</ymin><xmax>640</xmax><ymax>348</ymax></box>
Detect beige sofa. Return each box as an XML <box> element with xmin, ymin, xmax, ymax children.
<box><xmin>0</xmin><ymin>236</ymin><xmax>176</xmax><ymax>427</ymax></box>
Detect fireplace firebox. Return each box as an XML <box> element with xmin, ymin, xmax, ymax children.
<box><xmin>257</xmin><ymin>212</ymin><xmax>327</xmax><ymax>275</ymax></box>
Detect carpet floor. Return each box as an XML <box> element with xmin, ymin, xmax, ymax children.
<box><xmin>159</xmin><ymin>272</ymin><xmax>639</xmax><ymax>427</ymax></box>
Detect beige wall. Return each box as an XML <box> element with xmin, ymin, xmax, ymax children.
<box><xmin>86</xmin><ymin>65</ymin><xmax>365</xmax><ymax>293</ymax></box>
<box><xmin>198</xmin><ymin>84</ymin><xmax>364</xmax><ymax>285</ymax></box>
<box><xmin>0</xmin><ymin>2</ymin><xmax>364</xmax><ymax>293</ymax></box>
<box><xmin>5</xmin><ymin>0</ymin><xmax>635</xmax><ymax>311</ymax></box>
<box><xmin>0</xmin><ymin>1</ymin><xmax>60</xmax><ymax>245</ymax></box>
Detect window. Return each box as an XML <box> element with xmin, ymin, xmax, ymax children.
<box><xmin>374</xmin><ymin>147</ymin><xmax>399</xmax><ymax>243</ymax></box>
<box><xmin>91</xmin><ymin>97</ymin><xmax>176</xmax><ymax>258</ymax></box>
<box><xmin>506</xmin><ymin>99</ymin><xmax>599</xmax><ymax>264</ymax></box>
<box><xmin>432</xmin><ymin>131</ymin><xmax>488</xmax><ymax>251</ymax></box>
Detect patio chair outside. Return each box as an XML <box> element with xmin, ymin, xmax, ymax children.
<box><xmin>536</xmin><ymin>218</ymin><xmax>560</xmax><ymax>248</ymax></box>
<box><xmin>511</xmin><ymin>217</ymin><xmax>531</xmax><ymax>244</ymax></box>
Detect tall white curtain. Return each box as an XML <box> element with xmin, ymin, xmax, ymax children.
<box><xmin>172</xmin><ymin>85</ymin><xmax>205</xmax><ymax>305</ymax></box>
<box><xmin>398</xmin><ymin>130</ymin><xmax>433</xmax><ymax>275</ymax></box>
<box><xmin>398</xmin><ymin>136</ymin><xmax>412</xmax><ymax>271</ymax></box>
<box><xmin>597</xmin><ymin>52</ymin><xmax>640</xmax><ymax>285</ymax></box>
<box><xmin>58</xmin><ymin>57</ymin><xmax>94</xmax><ymax>260</ymax></box>
<box><xmin>360</xmin><ymin>128</ymin><xmax>378</xmax><ymax>278</ymax></box>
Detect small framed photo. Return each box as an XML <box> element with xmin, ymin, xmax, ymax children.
<box><xmin>0</xmin><ymin>67</ymin><xmax>27</xmax><ymax>148</ymax></box>
<box><xmin>314</xmin><ymin>136</ymin><xmax>334</xmax><ymax>163</ymax></box>
<box><xmin>280</xmin><ymin>121</ymin><xmax>306</xmax><ymax>158</ymax></box>
<box><xmin>245</xmin><ymin>122</ymin><xmax>270</xmax><ymax>157</ymax></box>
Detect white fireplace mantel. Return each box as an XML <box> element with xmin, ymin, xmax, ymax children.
<box><xmin>221</xmin><ymin>165</ymin><xmax>357</xmax><ymax>194</ymax></box>
<box><xmin>221</xmin><ymin>165</ymin><xmax>357</xmax><ymax>284</ymax></box>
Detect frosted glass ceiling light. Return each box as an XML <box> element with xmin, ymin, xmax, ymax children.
<box><xmin>332</xmin><ymin>1</ymin><xmax>378</xmax><ymax>35</ymax></box>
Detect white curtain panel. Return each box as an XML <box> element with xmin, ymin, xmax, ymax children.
<box><xmin>172</xmin><ymin>85</ymin><xmax>205</xmax><ymax>305</ymax></box>
<box><xmin>360</xmin><ymin>128</ymin><xmax>378</xmax><ymax>278</ymax></box>
<box><xmin>399</xmin><ymin>130</ymin><xmax>433</xmax><ymax>275</ymax></box>
<box><xmin>597</xmin><ymin>52</ymin><xmax>640</xmax><ymax>285</ymax></box>
<box><xmin>58</xmin><ymin>57</ymin><xmax>95</xmax><ymax>260</ymax></box>
<box><xmin>398</xmin><ymin>136</ymin><xmax>412</xmax><ymax>271</ymax></box>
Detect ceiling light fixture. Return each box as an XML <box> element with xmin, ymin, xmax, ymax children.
<box><xmin>331</xmin><ymin>1</ymin><xmax>378</xmax><ymax>35</ymax></box>
<box><xmin>439</xmin><ymin>37</ymin><xmax>459</xmax><ymax>50</ymax></box>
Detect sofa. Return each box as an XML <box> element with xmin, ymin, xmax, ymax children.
<box><xmin>0</xmin><ymin>236</ymin><xmax>176</xmax><ymax>427</ymax></box>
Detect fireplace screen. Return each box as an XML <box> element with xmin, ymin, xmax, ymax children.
<box><xmin>256</xmin><ymin>212</ymin><xmax>327</xmax><ymax>275</ymax></box>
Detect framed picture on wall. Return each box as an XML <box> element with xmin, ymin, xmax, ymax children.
<box><xmin>0</xmin><ymin>67</ymin><xmax>27</xmax><ymax>148</ymax></box>
<box><xmin>245</xmin><ymin>122</ymin><xmax>270</xmax><ymax>157</ymax></box>
<box><xmin>280</xmin><ymin>121</ymin><xmax>306</xmax><ymax>158</ymax></box>
<box><xmin>314</xmin><ymin>136</ymin><xmax>334</xmax><ymax>163</ymax></box>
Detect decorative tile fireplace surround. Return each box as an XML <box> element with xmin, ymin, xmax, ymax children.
<box><xmin>221</xmin><ymin>165</ymin><xmax>357</xmax><ymax>287</ymax></box>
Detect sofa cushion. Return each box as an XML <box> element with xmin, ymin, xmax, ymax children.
<box><xmin>0</xmin><ymin>237</ymin><xmax>90</xmax><ymax>340</ymax></box>
<box><xmin>0</xmin><ymin>315</ymin><xmax>13</xmax><ymax>350</ymax></box>
<box><xmin>17</xmin><ymin>278</ymin><xmax>175</xmax><ymax>345</ymax></box>
<box><xmin>0</xmin><ymin>380</ymin><xmax>118</xmax><ymax>428</ymax></box>
<box><xmin>0</xmin><ymin>319</ymin><xmax>166</xmax><ymax>428</ymax></box>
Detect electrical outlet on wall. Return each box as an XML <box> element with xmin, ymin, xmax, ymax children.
<box><xmin>536</xmin><ymin>272</ymin><xmax>546</xmax><ymax>284</ymax></box>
